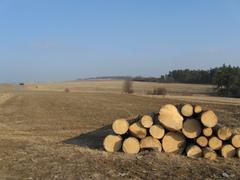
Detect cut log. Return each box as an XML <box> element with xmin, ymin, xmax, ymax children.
<box><xmin>149</xmin><ymin>124</ymin><xmax>165</xmax><ymax>139</ymax></box>
<box><xmin>162</xmin><ymin>132</ymin><xmax>186</xmax><ymax>154</ymax></box>
<box><xmin>231</xmin><ymin>134</ymin><xmax>240</xmax><ymax>148</ymax></box>
<box><xmin>129</xmin><ymin>122</ymin><xmax>147</xmax><ymax>139</ymax></box>
<box><xmin>186</xmin><ymin>145</ymin><xmax>203</xmax><ymax>158</ymax></box>
<box><xmin>140</xmin><ymin>136</ymin><xmax>162</xmax><ymax>152</ymax></box>
<box><xmin>203</xmin><ymin>148</ymin><xmax>217</xmax><ymax>160</ymax></box>
<box><xmin>237</xmin><ymin>149</ymin><xmax>240</xmax><ymax>158</ymax></box>
<box><xmin>182</xmin><ymin>118</ymin><xmax>202</xmax><ymax>139</ymax></box>
<box><xmin>196</xmin><ymin>136</ymin><xmax>208</xmax><ymax>147</ymax></box>
<box><xmin>221</xmin><ymin>144</ymin><xmax>236</xmax><ymax>158</ymax></box>
<box><xmin>140</xmin><ymin>115</ymin><xmax>153</xmax><ymax>128</ymax></box>
<box><xmin>112</xmin><ymin>118</ymin><xmax>129</xmax><ymax>135</ymax></box>
<box><xmin>181</xmin><ymin>104</ymin><xmax>194</xmax><ymax>117</ymax></box>
<box><xmin>201</xmin><ymin>110</ymin><xmax>218</xmax><ymax>128</ymax></box>
<box><xmin>159</xmin><ymin>104</ymin><xmax>184</xmax><ymax>131</ymax></box>
<box><xmin>233</xmin><ymin>127</ymin><xmax>240</xmax><ymax>135</ymax></box>
<box><xmin>208</xmin><ymin>136</ymin><xmax>223</xmax><ymax>150</ymax></box>
<box><xmin>202</xmin><ymin>127</ymin><xmax>213</xmax><ymax>137</ymax></box>
<box><xmin>103</xmin><ymin>135</ymin><xmax>122</xmax><ymax>152</ymax></box>
<box><xmin>194</xmin><ymin>105</ymin><xmax>202</xmax><ymax>114</ymax></box>
<box><xmin>217</xmin><ymin>126</ymin><xmax>232</xmax><ymax>141</ymax></box>
<box><xmin>122</xmin><ymin>137</ymin><xmax>140</xmax><ymax>154</ymax></box>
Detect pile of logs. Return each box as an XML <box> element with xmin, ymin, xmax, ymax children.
<box><xmin>103</xmin><ymin>104</ymin><xmax>240</xmax><ymax>160</ymax></box>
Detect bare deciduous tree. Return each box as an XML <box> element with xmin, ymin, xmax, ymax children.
<box><xmin>122</xmin><ymin>79</ymin><xmax>134</xmax><ymax>94</ymax></box>
<box><xmin>64</xmin><ymin>88</ymin><xmax>70</xmax><ymax>93</ymax></box>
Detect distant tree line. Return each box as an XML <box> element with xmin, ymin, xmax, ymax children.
<box><xmin>133</xmin><ymin>64</ymin><xmax>240</xmax><ymax>98</ymax></box>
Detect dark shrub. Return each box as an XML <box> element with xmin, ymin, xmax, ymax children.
<box><xmin>147</xmin><ymin>87</ymin><xmax>167</xmax><ymax>95</ymax></box>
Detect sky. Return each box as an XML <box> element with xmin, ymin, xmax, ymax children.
<box><xmin>0</xmin><ymin>0</ymin><xmax>240</xmax><ymax>83</ymax></box>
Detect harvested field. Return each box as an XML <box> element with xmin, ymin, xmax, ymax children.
<box><xmin>0</xmin><ymin>81</ymin><xmax>240</xmax><ymax>179</ymax></box>
<box><xmin>24</xmin><ymin>80</ymin><xmax>215</xmax><ymax>95</ymax></box>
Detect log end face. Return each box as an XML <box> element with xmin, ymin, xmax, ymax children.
<box><xmin>182</xmin><ymin>118</ymin><xmax>202</xmax><ymax>139</ymax></box>
<box><xmin>112</xmin><ymin>118</ymin><xmax>129</xmax><ymax>135</ymax></box>
<box><xmin>141</xmin><ymin>115</ymin><xmax>153</xmax><ymax>128</ymax></box>
<box><xmin>231</xmin><ymin>135</ymin><xmax>240</xmax><ymax>148</ymax></box>
<box><xmin>203</xmin><ymin>148</ymin><xmax>217</xmax><ymax>160</ymax></box>
<box><xmin>129</xmin><ymin>122</ymin><xmax>147</xmax><ymax>139</ymax></box>
<box><xmin>221</xmin><ymin>144</ymin><xmax>236</xmax><ymax>158</ymax></box>
<box><xmin>149</xmin><ymin>124</ymin><xmax>165</xmax><ymax>139</ymax></box>
<box><xmin>162</xmin><ymin>132</ymin><xmax>186</xmax><ymax>154</ymax></box>
<box><xmin>209</xmin><ymin>136</ymin><xmax>223</xmax><ymax>150</ymax></box>
<box><xmin>237</xmin><ymin>149</ymin><xmax>240</xmax><ymax>158</ymax></box>
<box><xmin>103</xmin><ymin>135</ymin><xmax>123</xmax><ymax>152</ymax></box>
<box><xmin>196</xmin><ymin>136</ymin><xmax>208</xmax><ymax>147</ymax></box>
<box><xmin>203</xmin><ymin>127</ymin><xmax>213</xmax><ymax>137</ymax></box>
<box><xmin>123</xmin><ymin>137</ymin><xmax>140</xmax><ymax>154</ymax></box>
<box><xmin>159</xmin><ymin>104</ymin><xmax>184</xmax><ymax>131</ymax></box>
<box><xmin>194</xmin><ymin>105</ymin><xmax>202</xmax><ymax>114</ymax></box>
<box><xmin>140</xmin><ymin>136</ymin><xmax>162</xmax><ymax>152</ymax></box>
<box><xmin>181</xmin><ymin>104</ymin><xmax>194</xmax><ymax>117</ymax></box>
<box><xmin>186</xmin><ymin>145</ymin><xmax>203</xmax><ymax>158</ymax></box>
<box><xmin>218</xmin><ymin>127</ymin><xmax>232</xmax><ymax>141</ymax></box>
<box><xmin>201</xmin><ymin>110</ymin><xmax>218</xmax><ymax>128</ymax></box>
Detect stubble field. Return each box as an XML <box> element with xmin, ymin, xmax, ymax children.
<box><xmin>0</xmin><ymin>80</ymin><xmax>239</xmax><ymax>179</ymax></box>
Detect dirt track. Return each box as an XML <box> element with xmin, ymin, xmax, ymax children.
<box><xmin>0</xmin><ymin>92</ymin><xmax>240</xmax><ymax>179</ymax></box>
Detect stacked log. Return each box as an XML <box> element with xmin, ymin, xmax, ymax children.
<box><xmin>221</xmin><ymin>144</ymin><xmax>236</xmax><ymax>158</ymax></box>
<box><xmin>103</xmin><ymin>103</ymin><xmax>240</xmax><ymax>160</ymax></box>
<box><xmin>196</xmin><ymin>136</ymin><xmax>208</xmax><ymax>147</ymax></box>
<box><xmin>122</xmin><ymin>137</ymin><xmax>140</xmax><ymax>154</ymax></box>
<box><xmin>203</xmin><ymin>127</ymin><xmax>213</xmax><ymax>137</ymax></box>
<box><xmin>140</xmin><ymin>136</ymin><xmax>162</xmax><ymax>152</ymax></box>
<box><xmin>162</xmin><ymin>132</ymin><xmax>186</xmax><ymax>154</ymax></box>
<box><xmin>149</xmin><ymin>125</ymin><xmax>165</xmax><ymax>139</ymax></box>
<box><xmin>237</xmin><ymin>149</ymin><xmax>240</xmax><ymax>158</ymax></box>
<box><xmin>186</xmin><ymin>145</ymin><xmax>202</xmax><ymax>158</ymax></box>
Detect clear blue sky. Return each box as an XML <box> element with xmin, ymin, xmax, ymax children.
<box><xmin>0</xmin><ymin>0</ymin><xmax>240</xmax><ymax>82</ymax></box>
